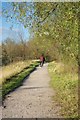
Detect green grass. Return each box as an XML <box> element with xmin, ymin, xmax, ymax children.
<box><xmin>48</xmin><ymin>61</ymin><xmax>78</xmax><ymax>118</ymax></box>
<box><xmin>2</xmin><ymin>60</ymin><xmax>40</xmax><ymax>100</ymax></box>
<box><xmin>0</xmin><ymin>60</ymin><xmax>36</xmax><ymax>84</ymax></box>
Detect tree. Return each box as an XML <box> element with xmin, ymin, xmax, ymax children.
<box><xmin>2</xmin><ymin>2</ymin><xmax>79</xmax><ymax>64</ymax></box>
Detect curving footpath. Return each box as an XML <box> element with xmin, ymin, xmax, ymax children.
<box><xmin>2</xmin><ymin>63</ymin><xmax>61</xmax><ymax>118</ymax></box>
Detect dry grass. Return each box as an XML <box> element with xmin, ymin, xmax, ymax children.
<box><xmin>0</xmin><ymin>60</ymin><xmax>34</xmax><ymax>84</ymax></box>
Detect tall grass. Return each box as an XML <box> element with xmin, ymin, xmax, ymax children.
<box><xmin>48</xmin><ymin>61</ymin><xmax>78</xmax><ymax>118</ymax></box>
<box><xmin>0</xmin><ymin>60</ymin><xmax>35</xmax><ymax>84</ymax></box>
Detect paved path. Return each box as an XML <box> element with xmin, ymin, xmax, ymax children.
<box><xmin>2</xmin><ymin>63</ymin><xmax>61</xmax><ymax>118</ymax></box>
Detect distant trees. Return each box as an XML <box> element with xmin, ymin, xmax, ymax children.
<box><xmin>2</xmin><ymin>38</ymin><xmax>27</xmax><ymax>65</ymax></box>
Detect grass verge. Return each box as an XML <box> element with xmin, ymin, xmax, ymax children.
<box><xmin>2</xmin><ymin>61</ymin><xmax>40</xmax><ymax>100</ymax></box>
<box><xmin>48</xmin><ymin>61</ymin><xmax>78</xmax><ymax>118</ymax></box>
<box><xmin>0</xmin><ymin>60</ymin><xmax>35</xmax><ymax>84</ymax></box>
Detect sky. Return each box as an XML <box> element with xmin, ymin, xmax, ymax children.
<box><xmin>0</xmin><ymin>2</ymin><xmax>30</xmax><ymax>44</ymax></box>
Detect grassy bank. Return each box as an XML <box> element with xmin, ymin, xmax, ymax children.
<box><xmin>48</xmin><ymin>61</ymin><xmax>78</xmax><ymax>118</ymax></box>
<box><xmin>0</xmin><ymin>60</ymin><xmax>35</xmax><ymax>85</ymax></box>
<box><xmin>2</xmin><ymin>60</ymin><xmax>40</xmax><ymax>99</ymax></box>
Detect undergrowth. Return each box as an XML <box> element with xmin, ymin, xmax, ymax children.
<box><xmin>48</xmin><ymin>61</ymin><xmax>78</xmax><ymax>118</ymax></box>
